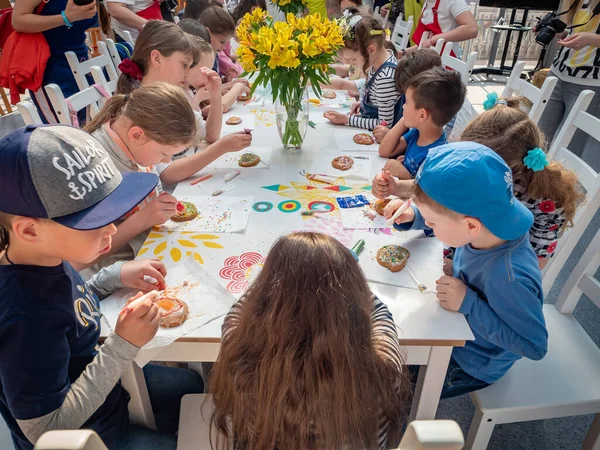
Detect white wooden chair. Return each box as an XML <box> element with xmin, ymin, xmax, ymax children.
<box><xmin>464</xmin><ymin>230</ymin><xmax>600</xmax><ymax>450</ymax></box>
<box><xmin>65</xmin><ymin>50</ymin><xmax>119</xmax><ymax>92</ymax></box>
<box><xmin>16</xmin><ymin>99</ymin><xmax>43</xmax><ymax>125</ymax></box>
<box><xmin>44</xmin><ymin>83</ymin><xmax>111</xmax><ymax>127</ymax></box>
<box><xmin>543</xmin><ymin>90</ymin><xmax>600</xmax><ymax>295</ymax></box>
<box><xmin>35</xmin><ymin>430</ymin><xmax>109</xmax><ymax>450</ymax></box>
<box><xmin>177</xmin><ymin>394</ymin><xmax>465</xmax><ymax>450</ymax></box>
<box><xmin>91</xmin><ymin>64</ymin><xmax>118</xmax><ymax>98</ymax></box>
<box><xmin>97</xmin><ymin>40</ymin><xmax>121</xmax><ymax>75</ymax></box>
<box><xmin>391</xmin><ymin>15</ymin><xmax>414</xmax><ymax>52</ymax></box>
<box><xmin>441</xmin><ymin>43</ymin><xmax>477</xmax><ymax>85</ymax></box>
<box><xmin>122</xmin><ymin>30</ymin><xmax>135</xmax><ymax>45</ymax></box>
<box><xmin>502</xmin><ymin>61</ymin><xmax>558</xmax><ymax>124</ymax></box>
<box><xmin>418</xmin><ymin>32</ymin><xmax>445</xmax><ymax>54</ymax></box>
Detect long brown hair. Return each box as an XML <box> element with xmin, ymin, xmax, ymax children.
<box><xmin>97</xmin><ymin>1</ymin><xmax>113</xmax><ymax>39</ymax></box>
<box><xmin>209</xmin><ymin>232</ymin><xmax>410</xmax><ymax>450</ymax></box>
<box><xmin>85</xmin><ymin>82</ymin><xmax>196</xmax><ymax>146</ymax></box>
<box><xmin>116</xmin><ymin>21</ymin><xmax>201</xmax><ymax>95</ymax></box>
<box><xmin>460</xmin><ymin>105</ymin><xmax>583</xmax><ymax>231</ymax></box>
<box><xmin>201</xmin><ymin>6</ymin><xmax>235</xmax><ymax>36</ymax></box>
<box><xmin>343</xmin><ymin>14</ymin><xmax>386</xmax><ymax>74</ymax></box>
<box><xmin>232</xmin><ymin>0</ymin><xmax>267</xmax><ymax>23</ymax></box>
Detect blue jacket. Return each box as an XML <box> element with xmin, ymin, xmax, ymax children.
<box><xmin>396</xmin><ymin>206</ymin><xmax>548</xmax><ymax>383</ymax></box>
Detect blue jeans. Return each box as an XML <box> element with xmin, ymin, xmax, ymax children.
<box><xmin>409</xmin><ymin>357</ymin><xmax>491</xmax><ymax>401</ymax></box>
<box><xmin>117</xmin><ymin>364</ymin><xmax>204</xmax><ymax>450</ymax></box>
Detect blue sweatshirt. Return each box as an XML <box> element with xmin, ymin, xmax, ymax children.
<box><xmin>395</xmin><ymin>206</ymin><xmax>548</xmax><ymax>383</ymax></box>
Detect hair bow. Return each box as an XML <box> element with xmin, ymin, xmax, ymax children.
<box><xmin>118</xmin><ymin>59</ymin><xmax>143</xmax><ymax>81</ymax></box>
<box><xmin>523</xmin><ymin>147</ymin><xmax>548</xmax><ymax>172</ymax></box>
<box><xmin>483</xmin><ymin>91</ymin><xmax>507</xmax><ymax>111</ymax></box>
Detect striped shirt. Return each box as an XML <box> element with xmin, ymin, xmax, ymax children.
<box><xmin>221</xmin><ymin>295</ymin><xmax>404</xmax><ymax>450</ymax></box>
<box><xmin>349</xmin><ymin>53</ymin><xmax>400</xmax><ymax>130</ymax></box>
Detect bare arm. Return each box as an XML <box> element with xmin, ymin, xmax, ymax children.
<box><xmin>320</xmin><ymin>78</ymin><xmax>359</xmax><ymax>95</ymax></box>
<box><xmin>12</xmin><ymin>0</ymin><xmax>96</xmax><ymax>33</ymax></box>
<box><xmin>221</xmin><ymin>84</ymin><xmax>247</xmax><ymax>113</ymax></box>
<box><xmin>204</xmin><ymin>93</ymin><xmax>223</xmax><ymax>144</ymax></box>
<box><xmin>331</xmin><ymin>64</ymin><xmax>350</xmax><ymax>77</ymax></box>
<box><xmin>379</xmin><ymin>120</ymin><xmax>408</xmax><ymax>158</ymax></box>
<box><xmin>432</xmin><ymin>10</ymin><xmax>478</xmax><ymax>44</ymax></box>
<box><xmin>105</xmin><ymin>2</ymin><xmax>147</xmax><ymax>30</ymax></box>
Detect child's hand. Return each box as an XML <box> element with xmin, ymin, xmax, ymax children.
<box><xmin>443</xmin><ymin>258</ymin><xmax>454</xmax><ymax>277</ymax></box>
<box><xmin>350</xmin><ymin>102</ymin><xmax>360</xmax><ymax>115</ymax></box>
<box><xmin>201</xmin><ymin>68</ymin><xmax>222</xmax><ymax>98</ymax></box>
<box><xmin>116</xmin><ymin>291</ymin><xmax>161</xmax><ymax>347</ymax></box>
<box><xmin>372</xmin><ymin>170</ymin><xmax>392</xmax><ymax>198</ymax></box>
<box><xmin>436</xmin><ymin>276</ymin><xmax>467</xmax><ymax>312</ymax></box>
<box><xmin>121</xmin><ymin>259</ymin><xmax>167</xmax><ymax>291</ymax></box>
<box><xmin>218</xmin><ymin>131</ymin><xmax>252</xmax><ymax>153</ymax></box>
<box><xmin>373</xmin><ymin>125</ymin><xmax>390</xmax><ymax>143</ymax></box>
<box><xmin>234</xmin><ymin>78</ymin><xmax>251</xmax><ymax>87</ymax></box>
<box><xmin>324</xmin><ymin>111</ymin><xmax>349</xmax><ymax>125</ymax></box>
<box><xmin>384</xmin><ymin>198</ymin><xmax>415</xmax><ymax>224</ymax></box>
<box><xmin>233</xmin><ymin>83</ymin><xmax>251</xmax><ymax>96</ymax></box>
<box><xmin>191</xmin><ymin>88</ymin><xmax>210</xmax><ymax>109</ymax></box>
<box><xmin>383</xmin><ymin>159</ymin><xmax>406</xmax><ymax>178</ymax></box>
<box><xmin>140</xmin><ymin>194</ymin><xmax>178</xmax><ymax>227</ymax></box>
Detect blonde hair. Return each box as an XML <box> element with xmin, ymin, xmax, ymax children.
<box><xmin>567</xmin><ymin>0</ymin><xmax>600</xmax><ymax>25</ymax></box>
<box><xmin>116</xmin><ymin>21</ymin><xmax>201</xmax><ymax>95</ymax></box>
<box><xmin>460</xmin><ymin>105</ymin><xmax>583</xmax><ymax>231</ymax></box>
<box><xmin>85</xmin><ymin>82</ymin><xmax>196</xmax><ymax>147</ymax></box>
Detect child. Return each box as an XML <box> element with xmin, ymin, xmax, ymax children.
<box><xmin>460</xmin><ymin>102</ymin><xmax>583</xmax><ymax>269</ymax></box>
<box><xmin>83</xmin><ymin>83</ymin><xmax>252</xmax><ymax>271</ymax></box>
<box><xmin>379</xmin><ymin>67</ymin><xmax>465</xmax><ymax>179</ymax></box>
<box><xmin>385</xmin><ymin>142</ymin><xmax>548</xmax><ymax>398</ymax></box>
<box><xmin>210</xmin><ymin>232</ymin><xmax>411</xmax><ymax>450</ymax></box>
<box><xmin>178</xmin><ymin>18</ymin><xmax>249</xmax><ymax>113</ymax></box>
<box><xmin>232</xmin><ymin>0</ymin><xmax>267</xmax><ymax>23</ymax></box>
<box><xmin>0</xmin><ymin>125</ymin><xmax>203</xmax><ymax>449</ymax></box>
<box><xmin>200</xmin><ymin>6</ymin><xmax>236</xmax><ymax>77</ymax></box>
<box><xmin>325</xmin><ymin>14</ymin><xmax>402</xmax><ymax>130</ymax></box>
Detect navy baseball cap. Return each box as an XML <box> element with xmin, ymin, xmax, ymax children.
<box><xmin>415</xmin><ymin>142</ymin><xmax>533</xmax><ymax>241</ymax></box>
<box><xmin>0</xmin><ymin>125</ymin><xmax>158</xmax><ymax>230</ymax></box>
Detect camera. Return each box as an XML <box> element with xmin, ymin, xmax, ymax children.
<box><xmin>534</xmin><ymin>11</ymin><xmax>568</xmax><ymax>46</ymax></box>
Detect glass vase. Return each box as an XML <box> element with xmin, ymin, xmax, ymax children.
<box><xmin>275</xmin><ymin>88</ymin><xmax>309</xmax><ymax>152</ymax></box>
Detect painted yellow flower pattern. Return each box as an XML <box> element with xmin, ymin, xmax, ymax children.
<box><xmin>137</xmin><ymin>231</ymin><xmax>223</xmax><ymax>264</ymax></box>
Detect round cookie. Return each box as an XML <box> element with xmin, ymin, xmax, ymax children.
<box><xmin>353</xmin><ymin>133</ymin><xmax>375</xmax><ymax>145</ymax></box>
<box><xmin>332</xmin><ymin>156</ymin><xmax>354</xmax><ymax>171</ymax></box>
<box><xmin>373</xmin><ymin>198</ymin><xmax>392</xmax><ymax>216</ymax></box>
<box><xmin>156</xmin><ymin>297</ymin><xmax>189</xmax><ymax>328</ymax></box>
<box><xmin>238</xmin><ymin>92</ymin><xmax>250</xmax><ymax>102</ymax></box>
<box><xmin>323</xmin><ymin>91</ymin><xmax>337</xmax><ymax>99</ymax></box>
<box><xmin>376</xmin><ymin>245</ymin><xmax>410</xmax><ymax>273</ymax></box>
<box><xmin>226</xmin><ymin>116</ymin><xmax>243</xmax><ymax>125</ymax></box>
<box><xmin>238</xmin><ymin>153</ymin><xmax>260</xmax><ymax>167</ymax></box>
<box><xmin>171</xmin><ymin>201</ymin><xmax>198</xmax><ymax>222</ymax></box>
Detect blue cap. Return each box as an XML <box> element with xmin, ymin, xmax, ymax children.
<box><xmin>415</xmin><ymin>142</ymin><xmax>533</xmax><ymax>241</ymax></box>
<box><xmin>0</xmin><ymin>125</ymin><xmax>158</xmax><ymax>230</ymax></box>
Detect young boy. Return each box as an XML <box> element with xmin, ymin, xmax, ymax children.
<box><xmin>378</xmin><ymin>67</ymin><xmax>465</xmax><ymax>179</ymax></box>
<box><xmin>384</xmin><ymin>142</ymin><xmax>548</xmax><ymax>397</ymax></box>
<box><xmin>0</xmin><ymin>125</ymin><xmax>203</xmax><ymax>449</ymax></box>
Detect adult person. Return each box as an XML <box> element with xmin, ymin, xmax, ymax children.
<box><xmin>538</xmin><ymin>0</ymin><xmax>600</xmax><ymax>171</ymax></box>
<box><xmin>403</xmin><ymin>0</ymin><xmax>478</xmax><ymax>57</ymax></box>
<box><xmin>105</xmin><ymin>0</ymin><xmax>162</xmax><ymax>42</ymax></box>
<box><xmin>11</xmin><ymin>0</ymin><xmax>103</xmax><ymax>123</ymax></box>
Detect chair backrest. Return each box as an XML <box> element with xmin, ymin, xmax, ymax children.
<box><xmin>554</xmin><ymin>228</ymin><xmax>600</xmax><ymax>315</ymax></box>
<box><xmin>98</xmin><ymin>40</ymin><xmax>121</xmax><ymax>74</ymax></box>
<box><xmin>542</xmin><ymin>90</ymin><xmax>600</xmax><ymax>295</ymax></box>
<box><xmin>441</xmin><ymin>43</ymin><xmax>477</xmax><ymax>85</ymax></box>
<box><xmin>391</xmin><ymin>15</ymin><xmax>414</xmax><ymax>51</ymax></box>
<box><xmin>44</xmin><ymin>83</ymin><xmax>110</xmax><ymax>127</ymax></box>
<box><xmin>91</xmin><ymin>64</ymin><xmax>117</xmax><ymax>97</ymax></box>
<box><xmin>417</xmin><ymin>32</ymin><xmax>445</xmax><ymax>54</ymax></box>
<box><xmin>65</xmin><ymin>50</ymin><xmax>119</xmax><ymax>92</ymax></box>
<box><xmin>34</xmin><ymin>430</ymin><xmax>108</xmax><ymax>450</ymax></box>
<box><xmin>122</xmin><ymin>30</ymin><xmax>135</xmax><ymax>45</ymax></box>
<box><xmin>399</xmin><ymin>420</ymin><xmax>465</xmax><ymax>450</ymax></box>
<box><xmin>16</xmin><ymin>99</ymin><xmax>42</xmax><ymax>125</ymax></box>
<box><xmin>502</xmin><ymin>61</ymin><xmax>558</xmax><ymax>124</ymax></box>
<box><xmin>0</xmin><ymin>89</ymin><xmax>13</xmax><ymax>116</ymax></box>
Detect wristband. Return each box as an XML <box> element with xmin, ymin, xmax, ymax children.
<box><xmin>61</xmin><ymin>11</ymin><xmax>73</xmax><ymax>29</ymax></box>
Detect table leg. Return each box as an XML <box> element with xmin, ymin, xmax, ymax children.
<box><xmin>408</xmin><ymin>346</ymin><xmax>452</xmax><ymax>421</ymax></box>
<box><xmin>121</xmin><ymin>363</ymin><xmax>157</xmax><ymax>430</ymax></box>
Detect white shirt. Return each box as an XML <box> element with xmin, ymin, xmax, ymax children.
<box><xmin>419</xmin><ymin>0</ymin><xmax>470</xmax><ymax>53</ymax></box>
<box><xmin>105</xmin><ymin>0</ymin><xmax>154</xmax><ymax>42</ymax></box>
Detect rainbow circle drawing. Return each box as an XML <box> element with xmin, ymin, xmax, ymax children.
<box><xmin>252</xmin><ymin>201</ymin><xmax>273</xmax><ymax>212</ymax></box>
<box><xmin>277</xmin><ymin>200</ymin><xmax>301</xmax><ymax>213</ymax></box>
<box><xmin>307</xmin><ymin>201</ymin><xmax>335</xmax><ymax>213</ymax></box>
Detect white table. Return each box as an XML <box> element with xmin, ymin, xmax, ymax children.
<box><xmin>102</xmin><ymin>90</ymin><xmax>474</xmax><ymax>429</ymax></box>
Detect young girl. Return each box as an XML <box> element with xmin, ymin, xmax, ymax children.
<box><xmin>200</xmin><ymin>6</ymin><xmax>236</xmax><ymax>77</ymax></box>
<box><xmin>460</xmin><ymin>103</ymin><xmax>583</xmax><ymax>269</ymax></box>
<box><xmin>116</xmin><ymin>20</ymin><xmax>225</xmax><ymax>147</ymax></box>
<box><xmin>83</xmin><ymin>83</ymin><xmax>252</xmax><ymax>271</ymax></box>
<box><xmin>210</xmin><ymin>232</ymin><xmax>411</xmax><ymax>450</ymax></box>
<box><xmin>178</xmin><ymin>18</ymin><xmax>248</xmax><ymax>113</ymax></box>
<box><xmin>325</xmin><ymin>14</ymin><xmax>402</xmax><ymax>131</ymax></box>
